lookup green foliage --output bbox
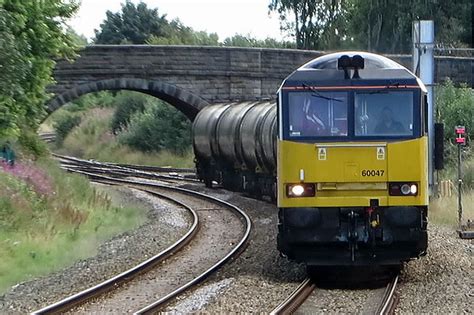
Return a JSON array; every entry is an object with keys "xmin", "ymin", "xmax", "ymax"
[
  {"xmin": 436, "ymin": 79, "xmax": 473, "ymax": 144},
  {"xmin": 94, "ymin": 1, "xmax": 170, "ymax": 44},
  {"xmin": 95, "ymin": 1, "xmax": 292, "ymax": 48},
  {"xmin": 346, "ymin": 0, "xmax": 472, "ymax": 53},
  {"xmin": 222, "ymin": 34, "xmax": 295, "ymax": 48},
  {"xmin": 65, "ymin": 91, "xmax": 116, "ymax": 113},
  {"xmin": 52, "ymin": 112, "xmax": 82, "ymax": 145},
  {"xmin": 269, "ymin": 0, "xmax": 472, "ymax": 52},
  {"xmin": 119, "ymin": 101, "xmax": 191, "ymax": 154},
  {"xmin": 435, "ymin": 79, "xmax": 473, "ymax": 170},
  {"xmin": 0, "ymin": 157, "xmax": 147, "ymax": 293},
  {"xmin": 0, "ymin": 0, "xmax": 79, "ymax": 137},
  {"xmin": 110, "ymin": 92, "xmax": 148, "ymax": 134},
  {"xmin": 147, "ymin": 19, "xmax": 219, "ymax": 45},
  {"xmin": 17, "ymin": 128, "xmax": 48, "ymax": 158},
  {"xmin": 67, "ymin": 27, "xmax": 88, "ymax": 46},
  {"xmin": 463, "ymin": 158, "xmax": 474, "ymax": 190},
  {"xmin": 55, "ymin": 107, "xmax": 194, "ymax": 167},
  {"xmin": 269, "ymin": 0, "xmax": 348, "ymax": 50}
]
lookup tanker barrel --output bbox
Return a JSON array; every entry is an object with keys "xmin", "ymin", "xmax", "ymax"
[
  {"xmin": 216, "ymin": 102, "xmax": 257, "ymax": 166},
  {"xmin": 192, "ymin": 103, "xmax": 231, "ymax": 161},
  {"xmin": 258, "ymin": 105, "xmax": 277, "ymax": 172},
  {"xmin": 240, "ymin": 102, "xmax": 275, "ymax": 170}
]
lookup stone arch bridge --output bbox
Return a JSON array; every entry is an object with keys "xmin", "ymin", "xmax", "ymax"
[{"xmin": 50, "ymin": 45, "xmax": 474, "ymax": 120}]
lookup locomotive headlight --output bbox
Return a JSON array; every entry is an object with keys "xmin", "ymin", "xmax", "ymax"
[
  {"xmin": 400, "ymin": 184, "xmax": 411, "ymax": 195},
  {"xmin": 286, "ymin": 183, "xmax": 316, "ymax": 197},
  {"xmin": 389, "ymin": 183, "xmax": 418, "ymax": 196},
  {"xmin": 291, "ymin": 185, "xmax": 305, "ymax": 196}
]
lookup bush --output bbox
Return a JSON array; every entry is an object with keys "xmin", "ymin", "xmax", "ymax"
[
  {"xmin": 436, "ymin": 79, "xmax": 474, "ymax": 168},
  {"xmin": 436, "ymin": 79, "xmax": 473, "ymax": 143},
  {"xmin": 119, "ymin": 100, "xmax": 191, "ymax": 154},
  {"xmin": 65, "ymin": 91, "xmax": 117, "ymax": 113},
  {"xmin": 17, "ymin": 129, "xmax": 48, "ymax": 158},
  {"xmin": 53, "ymin": 112, "xmax": 82, "ymax": 145},
  {"xmin": 110, "ymin": 92, "xmax": 148, "ymax": 134}
]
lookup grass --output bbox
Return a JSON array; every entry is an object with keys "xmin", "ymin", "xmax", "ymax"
[
  {"xmin": 54, "ymin": 107, "xmax": 194, "ymax": 168},
  {"xmin": 0, "ymin": 157, "xmax": 147, "ymax": 294},
  {"xmin": 430, "ymin": 156, "xmax": 474, "ymax": 227},
  {"xmin": 430, "ymin": 189, "xmax": 474, "ymax": 227}
]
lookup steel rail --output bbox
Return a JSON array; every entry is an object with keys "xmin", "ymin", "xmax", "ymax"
[
  {"xmin": 37, "ymin": 167, "xmax": 252, "ymax": 314},
  {"xmin": 270, "ymin": 278, "xmax": 315, "ymax": 315},
  {"xmin": 60, "ymin": 163, "xmax": 197, "ymax": 183},
  {"xmin": 54, "ymin": 154, "xmax": 198, "ymax": 182},
  {"xmin": 67, "ymin": 169, "xmax": 252, "ymax": 314},
  {"xmin": 376, "ymin": 275, "xmax": 399, "ymax": 315},
  {"xmin": 32, "ymin": 187, "xmax": 199, "ymax": 314},
  {"xmin": 52, "ymin": 153, "xmax": 194, "ymax": 173}
]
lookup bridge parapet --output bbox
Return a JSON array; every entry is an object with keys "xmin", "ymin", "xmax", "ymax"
[{"xmin": 49, "ymin": 45, "xmax": 474, "ymax": 115}]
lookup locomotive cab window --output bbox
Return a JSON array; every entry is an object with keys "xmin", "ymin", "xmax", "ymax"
[
  {"xmin": 355, "ymin": 91, "xmax": 414, "ymax": 137},
  {"xmin": 287, "ymin": 91, "xmax": 348, "ymax": 138}
]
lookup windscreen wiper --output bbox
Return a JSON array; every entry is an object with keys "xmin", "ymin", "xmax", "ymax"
[{"xmin": 302, "ymin": 83, "xmax": 342, "ymax": 102}]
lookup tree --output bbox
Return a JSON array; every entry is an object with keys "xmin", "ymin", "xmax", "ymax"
[
  {"xmin": 0, "ymin": 0, "xmax": 78, "ymax": 138},
  {"xmin": 346, "ymin": 0, "xmax": 472, "ymax": 53},
  {"xmin": 147, "ymin": 19, "xmax": 219, "ymax": 46},
  {"xmin": 222, "ymin": 34, "xmax": 295, "ymax": 48},
  {"xmin": 110, "ymin": 92, "xmax": 148, "ymax": 134},
  {"xmin": 119, "ymin": 100, "xmax": 191, "ymax": 154},
  {"xmin": 269, "ymin": 0, "xmax": 348, "ymax": 50},
  {"xmin": 94, "ymin": 1, "xmax": 170, "ymax": 44}
]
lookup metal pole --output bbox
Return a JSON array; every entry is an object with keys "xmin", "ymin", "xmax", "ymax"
[
  {"xmin": 412, "ymin": 20, "xmax": 435, "ymax": 195},
  {"xmin": 457, "ymin": 144, "xmax": 463, "ymax": 228}
]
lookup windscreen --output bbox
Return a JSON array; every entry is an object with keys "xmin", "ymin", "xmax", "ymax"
[
  {"xmin": 287, "ymin": 91, "xmax": 348, "ymax": 137},
  {"xmin": 354, "ymin": 91, "xmax": 414, "ymax": 136}
]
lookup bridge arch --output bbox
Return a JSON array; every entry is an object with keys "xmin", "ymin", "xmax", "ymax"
[{"xmin": 46, "ymin": 78, "xmax": 210, "ymax": 120}]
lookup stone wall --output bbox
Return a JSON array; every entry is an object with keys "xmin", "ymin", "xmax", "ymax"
[{"xmin": 51, "ymin": 45, "xmax": 473, "ymax": 107}]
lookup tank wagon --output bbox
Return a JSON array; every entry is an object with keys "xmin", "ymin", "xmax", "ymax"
[
  {"xmin": 193, "ymin": 101, "xmax": 277, "ymax": 197},
  {"xmin": 193, "ymin": 51, "xmax": 439, "ymax": 266}
]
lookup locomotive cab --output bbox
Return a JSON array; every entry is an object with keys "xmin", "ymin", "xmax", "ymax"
[{"xmin": 276, "ymin": 52, "xmax": 429, "ymax": 266}]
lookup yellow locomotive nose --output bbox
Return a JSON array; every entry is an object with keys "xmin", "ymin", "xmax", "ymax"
[{"xmin": 278, "ymin": 137, "xmax": 428, "ymax": 208}]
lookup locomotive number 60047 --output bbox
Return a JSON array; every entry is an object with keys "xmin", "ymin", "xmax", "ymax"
[{"xmin": 361, "ymin": 169, "xmax": 384, "ymax": 176}]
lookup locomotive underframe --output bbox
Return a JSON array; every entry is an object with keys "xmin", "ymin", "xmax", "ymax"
[{"xmin": 277, "ymin": 206, "xmax": 428, "ymax": 265}]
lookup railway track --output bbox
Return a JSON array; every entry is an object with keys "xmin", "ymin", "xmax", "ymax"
[
  {"xmin": 271, "ymin": 275, "xmax": 399, "ymax": 315},
  {"xmin": 33, "ymin": 162, "xmax": 251, "ymax": 314},
  {"xmin": 53, "ymin": 152, "xmax": 195, "ymax": 174},
  {"xmin": 38, "ymin": 132, "xmax": 56, "ymax": 143},
  {"xmin": 53, "ymin": 153, "xmax": 198, "ymax": 183}
]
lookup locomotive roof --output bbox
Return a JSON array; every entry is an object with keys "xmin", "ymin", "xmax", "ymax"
[{"xmin": 283, "ymin": 51, "xmax": 425, "ymax": 89}]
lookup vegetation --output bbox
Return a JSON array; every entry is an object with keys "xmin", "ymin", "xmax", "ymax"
[
  {"xmin": 269, "ymin": 0, "xmax": 348, "ymax": 50},
  {"xmin": 431, "ymin": 80, "xmax": 473, "ymax": 227},
  {"xmin": 53, "ymin": 112, "xmax": 82, "ymax": 145},
  {"xmin": 94, "ymin": 1, "xmax": 292, "ymax": 48},
  {"xmin": 269, "ymin": 0, "xmax": 472, "ymax": 52},
  {"xmin": 94, "ymin": 1, "xmax": 220, "ymax": 46},
  {"xmin": 111, "ymin": 92, "xmax": 148, "ymax": 134},
  {"xmin": 118, "ymin": 100, "xmax": 191, "ymax": 154},
  {"xmin": 0, "ymin": 0, "xmax": 79, "ymax": 138},
  {"xmin": 436, "ymin": 80, "xmax": 473, "ymax": 169},
  {"xmin": 0, "ymin": 152, "xmax": 147, "ymax": 293},
  {"xmin": 52, "ymin": 99, "xmax": 194, "ymax": 168}
]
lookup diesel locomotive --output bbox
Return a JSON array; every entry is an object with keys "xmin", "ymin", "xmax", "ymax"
[{"xmin": 193, "ymin": 51, "xmax": 431, "ymax": 266}]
